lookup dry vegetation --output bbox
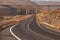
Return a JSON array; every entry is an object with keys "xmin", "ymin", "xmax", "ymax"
[
  {"xmin": 37, "ymin": 9, "xmax": 60, "ymax": 30},
  {"xmin": 0, "ymin": 15, "xmax": 31, "ymax": 30}
]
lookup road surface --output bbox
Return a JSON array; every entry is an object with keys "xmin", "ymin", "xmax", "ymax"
[
  {"xmin": 0, "ymin": 26, "xmax": 17, "ymax": 40},
  {"xmin": 10, "ymin": 15, "xmax": 54, "ymax": 40},
  {"xmin": 29, "ymin": 15, "xmax": 60, "ymax": 40}
]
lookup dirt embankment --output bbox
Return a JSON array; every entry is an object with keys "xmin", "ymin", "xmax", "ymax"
[
  {"xmin": 0, "ymin": 15, "xmax": 31, "ymax": 29},
  {"xmin": 37, "ymin": 9, "xmax": 60, "ymax": 30}
]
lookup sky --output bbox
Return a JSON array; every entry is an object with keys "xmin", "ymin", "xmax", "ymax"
[{"xmin": 31, "ymin": 0, "xmax": 60, "ymax": 2}]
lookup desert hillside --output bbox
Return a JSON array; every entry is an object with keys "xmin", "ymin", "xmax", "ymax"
[{"xmin": 37, "ymin": 9, "xmax": 60, "ymax": 30}]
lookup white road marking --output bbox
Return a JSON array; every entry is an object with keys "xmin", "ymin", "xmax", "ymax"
[
  {"xmin": 10, "ymin": 23, "xmax": 21, "ymax": 40},
  {"xmin": 27, "ymin": 16, "xmax": 54, "ymax": 40},
  {"xmin": 10, "ymin": 15, "xmax": 33, "ymax": 40},
  {"xmin": 36, "ymin": 16, "xmax": 55, "ymax": 40},
  {"xmin": 36, "ymin": 15, "xmax": 60, "ymax": 36},
  {"xmin": 10, "ymin": 15, "xmax": 54, "ymax": 40}
]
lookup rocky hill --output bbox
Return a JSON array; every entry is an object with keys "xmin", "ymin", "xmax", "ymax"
[{"xmin": 37, "ymin": 9, "xmax": 60, "ymax": 30}]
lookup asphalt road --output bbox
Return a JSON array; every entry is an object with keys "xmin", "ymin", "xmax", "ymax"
[
  {"xmin": 10, "ymin": 15, "xmax": 53, "ymax": 40},
  {"xmin": 29, "ymin": 15, "xmax": 60, "ymax": 40}
]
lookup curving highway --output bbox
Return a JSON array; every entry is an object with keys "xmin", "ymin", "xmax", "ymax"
[
  {"xmin": 10, "ymin": 15, "xmax": 60, "ymax": 40},
  {"xmin": 28, "ymin": 15, "xmax": 60, "ymax": 40},
  {"xmin": 10, "ymin": 14, "xmax": 60, "ymax": 40},
  {"xmin": 10, "ymin": 15, "xmax": 54, "ymax": 40}
]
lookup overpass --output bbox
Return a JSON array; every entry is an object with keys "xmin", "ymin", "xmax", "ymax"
[
  {"xmin": 0, "ymin": 0, "xmax": 37, "ymax": 15},
  {"xmin": 1, "ymin": 0, "xmax": 60, "ymax": 15}
]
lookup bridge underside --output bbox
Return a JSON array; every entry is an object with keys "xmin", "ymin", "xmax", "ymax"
[{"xmin": 0, "ymin": 5, "xmax": 60, "ymax": 15}]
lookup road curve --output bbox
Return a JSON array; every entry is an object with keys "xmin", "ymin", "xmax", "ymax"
[
  {"xmin": 10, "ymin": 15, "xmax": 54, "ymax": 40},
  {"xmin": 28, "ymin": 15, "xmax": 60, "ymax": 40}
]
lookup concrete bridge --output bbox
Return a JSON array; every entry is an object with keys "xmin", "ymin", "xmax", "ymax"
[{"xmin": 0, "ymin": 5, "xmax": 60, "ymax": 15}]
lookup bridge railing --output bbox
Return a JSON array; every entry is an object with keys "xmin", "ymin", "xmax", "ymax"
[{"xmin": 38, "ymin": 5, "xmax": 60, "ymax": 10}]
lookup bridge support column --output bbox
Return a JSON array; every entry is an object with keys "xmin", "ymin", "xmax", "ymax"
[
  {"xmin": 17, "ymin": 7, "xmax": 18, "ymax": 15},
  {"xmin": 26, "ymin": 9, "xmax": 28, "ymax": 15},
  {"xmin": 26, "ymin": 8, "xmax": 29, "ymax": 15},
  {"xmin": 27, "ymin": 9, "xmax": 29, "ymax": 14},
  {"xmin": 36, "ymin": 7, "xmax": 38, "ymax": 14}
]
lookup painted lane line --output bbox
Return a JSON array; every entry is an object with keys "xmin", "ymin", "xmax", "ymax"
[
  {"xmin": 10, "ymin": 15, "xmax": 54, "ymax": 40},
  {"xmin": 10, "ymin": 15, "xmax": 34, "ymax": 40},
  {"xmin": 10, "ymin": 24, "xmax": 21, "ymax": 40},
  {"xmin": 36, "ymin": 16, "xmax": 56, "ymax": 40},
  {"xmin": 27, "ymin": 16, "xmax": 54, "ymax": 40},
  {"xmin": 36, "ymin": 15, "xmax": 60, "ymax": 36}
]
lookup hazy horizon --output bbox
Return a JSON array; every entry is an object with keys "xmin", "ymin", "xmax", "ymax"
[{"xmin": 31, "ymin": 0, "xmax": 60, "ymax": 2}]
